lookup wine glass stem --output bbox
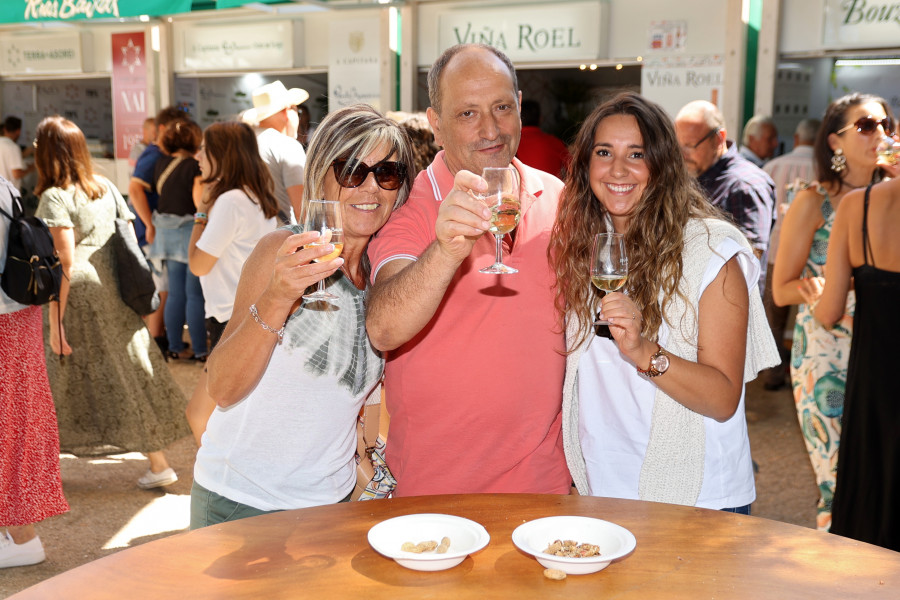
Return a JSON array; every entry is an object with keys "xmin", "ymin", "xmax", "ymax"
[
  {"xmin": 494, "ymin": 234, "xmax": 504, "ymax": 265},
  {"xmin": 317, "ymin": 280, "xmax": 325, "ymax": 294}
]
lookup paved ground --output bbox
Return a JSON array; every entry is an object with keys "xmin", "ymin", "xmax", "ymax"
[{"xmin": 1, "ymin": 362, "xmax": 817, "ymax": 598}]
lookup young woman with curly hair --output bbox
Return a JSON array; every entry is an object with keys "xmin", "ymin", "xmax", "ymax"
[{"xmin": 551, "ymin": 93, "xmax": 779, "ymax": 511}]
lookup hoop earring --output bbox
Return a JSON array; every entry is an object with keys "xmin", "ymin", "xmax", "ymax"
[{"xmin": 831, "ymin": 148, "xmax": 846, "ymax": 173}]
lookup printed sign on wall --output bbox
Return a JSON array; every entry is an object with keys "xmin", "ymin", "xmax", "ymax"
[
  {"xmin": 640, "ymin": 55, "xmax": 724, "ymax": 118},
  {"xmin": 0, "ymin": 32, "xmax": 82, "ymax": 74},
  {"xmin": 180, "ymin": 22, "xmax": 293, "ymax": 71},
  {"xmin": 111, "ymin": 32, "xmax": 148, "ymax": 160},
  {"xmin": 437, "ymin": 2, "xmax": 603, "ymax": 62},
  {"xmin": 329, "ymin": 18, "xmax": 382, "ymax": 110}
]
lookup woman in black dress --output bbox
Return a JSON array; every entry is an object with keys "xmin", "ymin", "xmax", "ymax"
[{"xmin": 816, "ymin": 170, "xmax": 900, "ymax": 551}]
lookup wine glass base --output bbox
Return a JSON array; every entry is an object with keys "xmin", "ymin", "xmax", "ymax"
[
  {"xmin": 479, "ymin": 263, "xmax": 518, "ymax": 274},
  {"xmin": 303, "ymin": 291, "xmax": 339, "ymax": 301}
]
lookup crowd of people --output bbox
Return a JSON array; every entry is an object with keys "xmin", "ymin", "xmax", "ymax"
[{"xmin": 2, "ymin": 42, "xmax": 898, "ymax": 571}]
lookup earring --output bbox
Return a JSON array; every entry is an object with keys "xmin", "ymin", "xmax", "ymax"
[{"xmin": 831, "ymin": 148, "xmax": 846, "ymax": 173}]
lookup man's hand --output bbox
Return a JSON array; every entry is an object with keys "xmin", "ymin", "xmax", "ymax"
[{"xmin": 434, "ymin": 170, "xmax": 492, "ymax": 264}]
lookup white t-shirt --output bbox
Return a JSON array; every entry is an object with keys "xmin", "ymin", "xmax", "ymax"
[
  {"xmin": 0, "ymin": 137, "xmax": 25, "ymax": 189},
  {"xmin": 255, "ymin": 127, "xmax": 306, "ymax": 223},
  {"xmin": 194, "ymin": 275, "xmax": 383, "ymax": 511},
  {"xmin": 195, "ymin": 189, "xmax": 277, "ymax": 322},
  {"xmin": 577, "ymin": 238, "xmax": 757, "ymax": 510}
]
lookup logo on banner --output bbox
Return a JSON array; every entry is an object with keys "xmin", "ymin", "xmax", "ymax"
[
  {"xmin": 24, "ymin": 0, "xmax": 121, "ymax": 20},
  {"xmin": 120, "ymin": 37, "xmax": 142, "ymax": 74},
  {"xmin": 349, "ymin": 32, "xmax": 364, "ymax": 53}
]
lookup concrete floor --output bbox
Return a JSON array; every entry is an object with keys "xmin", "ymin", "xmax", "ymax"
[{"xmin": 1, "ymin": 363, "xmax": 818, "ymax": 598}]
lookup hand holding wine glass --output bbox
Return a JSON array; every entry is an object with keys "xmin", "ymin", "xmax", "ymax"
[
  {"xmin": 591, "ymin": 232, "xmax": 628, "ymax": 325},
  {"xmin": 302, "ymin": 199, "xmax": 344, "ymax": 301},
  {"xmin": 478, "ymin": 166, "xmax": 521, "ymax": 275}
]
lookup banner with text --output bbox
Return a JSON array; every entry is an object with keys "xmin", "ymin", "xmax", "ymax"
[
  {"xmin": 0, "ymin": 32, "xmax": 83, "ymax": 75},
  {"xmin": 329, "ymin": 18, "xmax": 382, "ymax": 110},
  {"xmin": 0, "ymin": 0, "xmax": 192, "ymax": 24},
  {"xmin": 111, "ymin": 31, "xmax": 148, "ymax": 160},
  {"xmin": 179, "ymin": 21, "xmax": 293, "ymax": 71},
  {"xmin": 640, "ymin": 55, "xmax": 724, "ymax": 118},
  {"xmin": 823, "ymin": 0, "xmax": 900, "ymax": 48},
  {"xmin": 437, "ymin": 1, "xmax": 604, "ymax": 62}
]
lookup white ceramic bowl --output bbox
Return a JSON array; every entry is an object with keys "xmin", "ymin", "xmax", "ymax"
[
  {"xmin": 511, "ymin": 516, "xmax": 636, "ymax": 575},
  {"xmin": 367, "ymin": 513, "xmax": 490, "ymax": 572}
]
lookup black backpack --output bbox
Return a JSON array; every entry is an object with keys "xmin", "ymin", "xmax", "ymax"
[{"xmin": 0, "ymin": 180, "xmax": 62, "ymax": 305}]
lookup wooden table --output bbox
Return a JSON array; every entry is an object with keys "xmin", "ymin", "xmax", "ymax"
[{"xmin": 12, "ymin": 494, "xmax": 899, "ymax": 599}]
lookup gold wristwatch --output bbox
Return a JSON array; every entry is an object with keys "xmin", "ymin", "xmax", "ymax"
[{"xmin": 636, "ymin": 343, "xmax": 670, "ymax": 378}]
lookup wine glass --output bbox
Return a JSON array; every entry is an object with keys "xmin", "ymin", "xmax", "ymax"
[
  {"xmin": 590, "ymin": 233, "xmax": 628, "ymax": 325},
  {"xmin": 877, "ymin": 135, "xmax": 900, "ymax": 167},
  {"xmin": 478, "ymin": 166, "xmax": 521, "ymax": 274},
  {"xmin": 302, "ymin": 199, "xmax": 344, "ymax": 301}
]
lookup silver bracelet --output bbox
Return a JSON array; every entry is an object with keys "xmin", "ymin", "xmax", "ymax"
[{"xmin": 249, "ymin": 304, "xmax": 285, "ymax": 344}]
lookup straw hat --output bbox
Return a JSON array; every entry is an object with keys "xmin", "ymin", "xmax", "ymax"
[{"xmin": 244, "ymin": 81, "xmax": 309, "ymax": 123}]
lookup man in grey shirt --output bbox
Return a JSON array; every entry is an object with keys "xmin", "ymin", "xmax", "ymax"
[{"xmin": 244, "ymin": 81, "xmax": 309, "ymax": 223}]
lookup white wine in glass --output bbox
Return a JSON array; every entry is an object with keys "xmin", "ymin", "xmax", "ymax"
[
  {"xmin": 590, "ymin": 232, "xmax": 628, "ymax": 325},
  {"xmin": 479, "ymin": 166, "xmax": 520, "ymax": 275},
  {"xmin": 303, "ymin": 199, "xmax": 344, "ymax": 301}
]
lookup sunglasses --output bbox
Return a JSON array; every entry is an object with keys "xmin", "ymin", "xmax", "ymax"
[
  {"xmin": 836, "ymin": 116, "xmax": 893, "ymax": 136},
  {"xmin": 332, "ymin": 159, "xmax": 407, "ymax": 191},
  {"xmin": 682, "ymin": 128, "xmax": 720, "ymax": 151}
]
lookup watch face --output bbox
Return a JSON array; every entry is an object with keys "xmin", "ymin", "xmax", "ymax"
[{"xmin": 652, "ymin": 353, "xmax": 670, "ymax": 373}]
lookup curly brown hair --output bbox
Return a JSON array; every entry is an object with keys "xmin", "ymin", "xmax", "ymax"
[{"xmin": 549, "ymin": 92, "xmax": 720, "ymax": 351}]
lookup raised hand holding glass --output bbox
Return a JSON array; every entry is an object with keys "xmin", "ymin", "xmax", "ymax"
[
  {"xmin": 302, "ymin": 199, "xmax": 344, "ymax": 301},
  {"xmin": 478, "ymin": 166, "xmax": 521, "ymax": 275},
  {"xmin": 591, "ymin": 233, "xmax": 628, "ymax": 325}
]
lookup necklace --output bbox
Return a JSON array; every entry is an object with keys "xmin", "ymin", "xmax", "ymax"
[{"xmin": 340, "ymin": 265, "xmax": 365, "ymax": 290}]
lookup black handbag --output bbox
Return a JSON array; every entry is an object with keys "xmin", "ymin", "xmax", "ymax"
[{"xmin": 112, "ymin": 218, "xmax": 159, "ymax": 316}]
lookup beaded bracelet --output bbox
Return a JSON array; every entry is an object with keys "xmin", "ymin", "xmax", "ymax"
[
  {"xmin": 194, "ymin": 212, "xmax": 208, "ymax": 220},
  {"xmin": 249, "ymin": 304, "xmax": 285, "ymax": 344},
  {"xmin": 193, "ymin": 218, "xmax": 208, "ymax": 226}
]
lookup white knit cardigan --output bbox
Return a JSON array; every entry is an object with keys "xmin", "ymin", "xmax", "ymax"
[{"xmin": 562, "ymin": 218, "xmax": 781, "ymax": 505}]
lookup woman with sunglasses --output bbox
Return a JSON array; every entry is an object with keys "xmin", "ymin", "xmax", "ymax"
[
  {"xmin": 183, "ymin": 121, "xmax": 279, "ymax": 444},
  {"xmin": 772, "ymin": 93, "xmax": 894, "ymax": 531},
  {"xmin": 190, "ymin": 104, "xmax": 413, "ymax": 528}
]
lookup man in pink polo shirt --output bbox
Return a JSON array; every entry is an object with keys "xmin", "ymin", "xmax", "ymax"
[{"xmin": 366, "ymin": 44, "xmax": 570, "ymax": 497}]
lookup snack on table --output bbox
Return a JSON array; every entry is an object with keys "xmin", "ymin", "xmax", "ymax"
[
  {"xmin": 400, "ymin": 538, "xmax": 448, "ymax": 554},
  {"xmin": 543, "ymin": 568, "xmax": 567, "ymax": 580},
  {"xmin": 543, "ymin": 539, "xmax": 602, "ymax": 558}
]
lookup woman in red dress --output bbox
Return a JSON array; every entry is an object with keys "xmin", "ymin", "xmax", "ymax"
[{"xmin": 0, "ymin": 179, "xmax": 69, "ymax": 569}]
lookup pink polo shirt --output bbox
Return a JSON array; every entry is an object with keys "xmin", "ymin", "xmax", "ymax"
[{"xmin": 368, "ymin": 152, "xmax": 570, "ymax": 496}]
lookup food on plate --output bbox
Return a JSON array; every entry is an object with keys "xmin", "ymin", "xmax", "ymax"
[
  {"xmin": 543, "ymin": 539, "xmax": 602, "ymax": 558},
  {"xmin": 543, "ymin": 568, "xmax": 567, "ymax": 580},
  {"xmin": 436, "ymin": 536, "xmax": 451, "ymax": 554},
  {"xmin": 400, "ymin": 538, "xmax": 449, "ymax": 554}
]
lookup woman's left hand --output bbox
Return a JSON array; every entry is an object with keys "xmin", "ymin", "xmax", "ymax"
[
  {"xmin": 598, "ymin": 291, "xmax": 644, "ymax": 355},
  {"xmin": 797, "ymin": 276, "xmax": 825, "ymax": 306}
]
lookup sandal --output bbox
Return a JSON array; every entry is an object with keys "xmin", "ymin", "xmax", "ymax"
[{"xmin": 167, "ymin": 348, "xmax": 195, "ymax": 361}]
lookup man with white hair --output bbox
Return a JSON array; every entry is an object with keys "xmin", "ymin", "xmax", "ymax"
[
  {"xmin": 740, "ymin": 115, "xmax": 779, "ymax": 167},
  {"xmin": 674, "ymin": 100, "xmax": 776, "ymax": 296},
  {"xmin": 244, "ymin": 81, "xmax": 309, "ymax": 223},
  {"xmin": 759, "ymin": 117, "xmax": 820, "ymax": 389}
]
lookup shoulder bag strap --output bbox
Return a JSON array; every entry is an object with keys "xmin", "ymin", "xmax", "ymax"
[{"xmin": 155, "ymin": 156, "xmax": 184, "ymax": 198}]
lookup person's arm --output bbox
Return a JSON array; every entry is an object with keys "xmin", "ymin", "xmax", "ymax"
[
  {"xmin": 287, "ymin": 184, "xmax": 304, "ymax": 223},
  {"xmin": 815, "ymin": 190, "xmax": 858, "ymax": 327},
  {"xmin": 188, "ymin": 177, "xmax": 217, "ymax": 276},
  {"xmin": 365, "ymin": 170, "xmax": 491, "ymax": 351},
  {"xmin": 206, "ymin": 229, "xmax": 343, "ymax": 407},
  {"xmin": 47, "ymin": 226, "xmax": 74, "ymax": 356},
  {"xmin": 600, "ymin": 255, "xmax": 749, "ymax": 422},
  {"xmin": 771, "ymin": 188, "xmax": 822, "ymax": 307},
  {"xmin": 127, "ymin": 177, "xmax": 155, "ymax": 244}
]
